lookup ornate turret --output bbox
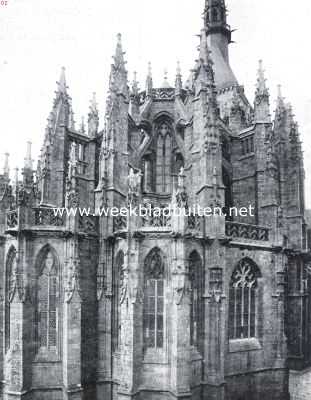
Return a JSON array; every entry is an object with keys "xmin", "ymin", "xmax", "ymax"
[
  {"xmin": 204, "ymin": 0, "xmax": 237, "ymax": 89},
  {"xmin": 205, "ymin": 0, "xmax": 231, "ymax": 44}
]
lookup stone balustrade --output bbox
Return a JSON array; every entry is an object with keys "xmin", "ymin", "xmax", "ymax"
[{"xmin": 225, "ymin": 221, "xmax": 269, "ymax": 241}]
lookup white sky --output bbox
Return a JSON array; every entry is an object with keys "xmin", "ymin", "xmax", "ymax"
[{"xmin": 0, "ymin": 0, "xmax": 310, "ymax": 206}]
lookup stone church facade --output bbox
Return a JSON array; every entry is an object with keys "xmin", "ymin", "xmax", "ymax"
[{"xmin": 0, "ymin": 0, "xmax": 310, "ymax": 399}]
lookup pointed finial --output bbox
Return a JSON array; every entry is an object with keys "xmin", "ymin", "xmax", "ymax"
[
  {"xmin": 24, "ymin": 141, "xmax": 33, "ymax": 169},
  {"xmin": 132, "ymin": 71, "xmax": 139, "ymax": 95},
  {"xmin": 113, "ymin": 33, "xmax": 126, "ymax": 68},
  {"xmin": 176, "ymin": 61, "xmax": 182, "ymax": 76},
  {"xmin": 3, "ymin": 153, "xmax": 9, "ymax": 176},
  {"xmin": 276, "ymin": 84, "xmax": 285, "ymax": 110},
  {"xmin": 90, "ymin": 92, "xmax": 98, "ymax": 112},
  {"xmin": 148, "ymin": 62, "xmax": 152, "ymax": 78},
  {"xmin": 146, "ymin": 62, "xmax": 153, "ymax": 96},
  {"xmin": 57, "ymin": 66, "xmax": 67, "ymax": 94},
  {"xmin": 14, "ymin": 167, "xmax": 19, "ymax": 186},
  {"xmin": 80, "ymin": 116, "xmax": 86, "ymax": 134},
  {"xmin": 88, "ymin": 92, "xmax": 99, "ymax": 137},
  {"xmin": 175, "ymin": 61, "xmax": 183, "ymax": 96},
  {"xmin": 162, "ymin": 68, "xmax": 171, "ymax": 88},
  {"xmin": 254, "ymin": 60, "xmax": 270, "ymax": 123}
]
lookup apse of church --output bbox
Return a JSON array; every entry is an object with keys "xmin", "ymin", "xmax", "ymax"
[{"xmin": 0, "ymin": 0, "xmax": 310, "ymax": 400}]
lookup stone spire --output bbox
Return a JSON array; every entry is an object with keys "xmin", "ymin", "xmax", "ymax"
[
  {"xmin": 175, "ymin": 61, "xmax": 183, "ymax": 96},
  {"xmin": 3, "ymin": 152, "xmax": 9, "ymax": 177},
  {"xmin": 88, "ymin": 92, "xmax": 99, "ymax": 137},
  {"xmin": 254, "ymin": 60, "xmax": 271, "ymax": 123},
  {"xmin": 146, "ymin": 62, "xmax": 153, "ymax": 97},
  {"xmin": 57, "ymin": 66, "xmax": 67, "ymax": 95}
]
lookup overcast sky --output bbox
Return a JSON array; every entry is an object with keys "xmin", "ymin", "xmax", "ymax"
[{"xmin": 0, "ymin": 0, "xmax": 310, "ymax": 206}]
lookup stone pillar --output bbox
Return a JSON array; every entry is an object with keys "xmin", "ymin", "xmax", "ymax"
[
  {"xmin": 272, "ymin": 254, "xmax": 290, "ymax": 400},
  {"xmin": 117, "ymin": 238, "xmax": 143, "ymax": 400},
  {"xmin": 62, "ymin": 238, "xmax": 83, "ymax": 400},
  {"xmin": 203, "ymin": 242, "xmax": 225, "ymax": 400},
  {"xmin": 96, "ymin": 239, "xmax": 114, "ymax": 400},
  {"xmin": 118, "ymin": 179, "xmax": 143, "ymax": 399},
  {"xmin": 170, "ymin": 238, "xmax": 191, "ymax": 398},
  {"xmin": 4, "ymin": 245, "xmax": 32, "ymax": 400}
]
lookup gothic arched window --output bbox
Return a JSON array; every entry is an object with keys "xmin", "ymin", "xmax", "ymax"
[
  {"xmin": 112, "ymin": 251, "xmax": 124, "ymax": 352},
  {"xmin": 37, "ymin": 250, "xmax": 59, "ymax": 351},
  {"xmin": 189, "ymin": 251, "xmax": 204, "ymax": 350},
  {"xmin": 142, "ymin": 154, "xmax": 154, "ymax": 192},
  {"xmin": 229, "ymin": 259, "xmax": 261, "ymax": 340},
  {"xmin": 143, "ymin": 248, "xmax": 164, "ymax": 349},
  {"xmin": 156, "ymin": 122, "xmax": 172, "ymax": 193},
  {"xmin": 5, "ymin": 248, "xmax": 17, "ymax": 352},
  {"xmin": 175, "ymin": 153, "xmax": 184, "ymax": 175}
]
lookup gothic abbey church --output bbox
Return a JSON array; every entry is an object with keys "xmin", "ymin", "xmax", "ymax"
[{"xmin": 0, "ymin": 0, "xmax": 310, "ymax": 399}]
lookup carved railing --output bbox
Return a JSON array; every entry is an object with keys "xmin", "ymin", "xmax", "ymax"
[
  {"xmin": 187, "ymin": 213, "xmax": 202, "ymax": 231},
  {"xmin": 33, "ymin": 207, "xmax": 65, "ymax": 227},
  {"xmin": 6, "ymin": 210, "xmax": 18, "ymax": 229},
  {"xmin": 225, "ymin": 221, "xmax": 269, "ymax": 241},
  {"xmin": 113, "ymin": 215, "xmax": 127, "ymax": 231},
  {"xmin": 141, "ymin": 207, "xmax": 171, "ymax": 229},
  {"xmin": 78, "ymin": 215, "xmax": 98, "ymax": 234}
]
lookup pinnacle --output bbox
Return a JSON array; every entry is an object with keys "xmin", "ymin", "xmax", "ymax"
[
  {"xmin": 24, "ymin": 141, "xmax": 33, "ymax": 170},
  {"xmin": 162, "ymin": 69, "xmax": 171, "ymax": 88},
  {"xmin": 3, "ymin": 152, "xmax": 9, "ymax": 176},
  {"xmin": 175, "ymin": 62, "xmax": 183, "ymax": 94},
  {"xmin": 176, "ymin": 61, "xmax": 182, "ymax": 77},
  {"xmin": 113, "ymin": 33, "xmax": 126, "ymax": 70},
  {"xmin": 147, "ymin": 62, "xmax": 152, "ymax": 78},
  {"xmin": 276, "ymin": 84, "xmax": 285, "ymax": 110},
  {"xmin": 255, "ymin": 59, "xmax": 269, "ymax": 98},
  {"xmin": 146, "ymin": 62, "xmax": 153, "ymax": 95},
  {"xmin": 57, "ymin": 66, "xmax": 67, "ymax": 94},
  {"xmin": 90, "ymin": 92, "xmax": 98, "ymax": 113},
  {"xmin": 131, "ymin": 71, "xmax": 139, "ymax": 95}
]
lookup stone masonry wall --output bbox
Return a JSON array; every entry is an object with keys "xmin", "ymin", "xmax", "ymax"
[{"xmin": 289, "ymin": 369, "xmax": 311, "ymax": 400}]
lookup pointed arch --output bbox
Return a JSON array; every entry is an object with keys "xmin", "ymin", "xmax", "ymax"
[
  {"xmin": 189, "ymin": 250, "xmax": 204, "ymax": 351},
  {"xmin": 5, "ymin": 246, "xmax": 17, "ymax": 352},
  {"xmin": 143, "ymin": 248, "xmax": 165, "ymax": 350},
  {"xmin": 112, "ymin": 250, "xmax": 124, "ymax": 352},
  {"xmin": 155, "ymin": 121, "xmax": 172, "ymax": 193},
  {"xmin": 229, "ymin": 258, "xmax": 262, "ymax": 340},
  {"xmin": 35, "ymin": 244, "xmax": 60, "ymax": 352}
]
